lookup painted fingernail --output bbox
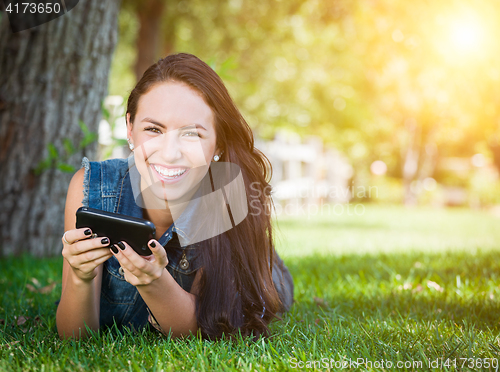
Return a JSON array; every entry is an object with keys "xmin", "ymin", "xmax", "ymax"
[
  {"xmin": 117, "ymin": 241, "xmax": 126, "ymax": 250},
  {"xmin": 110, "ymin": 244, "xmax": 119, "ymax": 254},
  {"xmin": 84, "ymin": 229, "xmax": 91, "ymax": 236},
  {"xmin": 101, "ymin": 238, "xmax": 109, "ymax": 245},
  {"xmin": 150, "ymin": 241, "xmax": 156, "ymax": 248}
]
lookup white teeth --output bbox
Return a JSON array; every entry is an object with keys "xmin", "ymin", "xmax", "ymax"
[{"xmin": 153, "ymin": 165, "xmax": 187, "ymax": 178}]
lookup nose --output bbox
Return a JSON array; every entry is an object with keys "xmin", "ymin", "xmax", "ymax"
[{"xmin": 160, "ymin": 129, "xmax": 182, "ymax": 163}]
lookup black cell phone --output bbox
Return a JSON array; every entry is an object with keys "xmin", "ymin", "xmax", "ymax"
[{"xmin": 75, "ymin": 207, "xmax": 156, "ymax": 255}]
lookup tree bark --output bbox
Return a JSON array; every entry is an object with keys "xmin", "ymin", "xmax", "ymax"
[{"xmin": 0, "ymin": 0, "xmax": 122, "ymax": 256}]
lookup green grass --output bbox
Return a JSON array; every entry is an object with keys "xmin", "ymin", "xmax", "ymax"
[{"xmin": 1, "ymin": 205, "xmax": 500, "ymax": 371}]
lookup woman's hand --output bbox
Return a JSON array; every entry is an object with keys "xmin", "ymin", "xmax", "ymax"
[
  {"xmin": 61, "ymin": 228, "xmax": 113, "ymax": 283},
  {"xmin": 110, "ymin": 239, "xmax": 168, "ymax": 287}
]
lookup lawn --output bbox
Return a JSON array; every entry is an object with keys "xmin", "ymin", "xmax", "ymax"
[{"xmin": 1, "ymin": 205, "xmax": 500, "ymax": 371}]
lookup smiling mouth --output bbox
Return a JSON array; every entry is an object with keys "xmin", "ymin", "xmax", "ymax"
[{"xmin": 151, "ymin": 164, "xmax": 188, "ymax": 180}]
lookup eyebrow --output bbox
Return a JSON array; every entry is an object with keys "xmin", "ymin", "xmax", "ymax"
[{"xmin": 140, "ymin": 117, "xmax": 207, "ymax": 131}]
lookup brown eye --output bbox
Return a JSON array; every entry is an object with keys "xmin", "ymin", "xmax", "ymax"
[
  {"xmin": 145, "ymin": 126, "xmax": 161, "ymax": 134},
  {"xmin": 183, "ymin": 131, "xmax": 200, "ymax": 137}
]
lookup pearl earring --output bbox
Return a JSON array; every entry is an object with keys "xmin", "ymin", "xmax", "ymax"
[
  {"xmin": 127, "ymin": 138, "xmax": 134, "ymax": 151},
  {"xmin": 213, "ymin": 151, "xmax": 224, "ymax": 162}
]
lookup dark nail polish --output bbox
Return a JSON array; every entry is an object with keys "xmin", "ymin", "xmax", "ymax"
[
  {"xmin": 101, "ymin": 238, "xmax": 109, "ymax": 245},
  {"xmin": 110, "ymin": 245, "xmax": 119, "ymax": 254},
  {"xmin": 117, "ymin": 241, "xmax": 126, "ymax": 250},
  {"xmin": 150, "ymin": 241, "xmax": 156, "ymax": 248},
  {"xmin": 84, "ymin": 229, "xmax": 91, "ymax": 236}
]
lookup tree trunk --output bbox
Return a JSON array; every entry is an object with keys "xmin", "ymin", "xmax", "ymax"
[
  {"xmin": 133, "ymin": 0, "xmax": 166, "ymax": 82},
  {"xmin": 489, "ymin": 140, "xmax": 500, "ymax": 175},
  {"xmin": 0, "ymin": 0, "xmax": 122, "ymax": 257},
  {"xmin": 401, "ymin": 123, "xmax": 421, "ymax": 206},
  {"xmin": 160, "ymin": 0, "xmax": 177, "ymax": 58}
]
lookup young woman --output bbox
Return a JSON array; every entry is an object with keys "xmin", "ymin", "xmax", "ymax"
[{"xmin": 56, "ymin": 53, "xmax": 293, "ymax": 340}]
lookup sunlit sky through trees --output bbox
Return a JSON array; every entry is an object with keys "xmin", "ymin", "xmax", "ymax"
[{"xmin": 107, "ymin": 0, "xmax": 500, "ymax": 202}]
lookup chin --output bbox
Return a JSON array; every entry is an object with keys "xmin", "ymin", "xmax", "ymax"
[
  {"xmin": 149, "ymin": 184, "xmax": 183, "ymax": 203},
  {"xmin": 151, "ymin": 180, "xmax": 200, "ymax": 205}
]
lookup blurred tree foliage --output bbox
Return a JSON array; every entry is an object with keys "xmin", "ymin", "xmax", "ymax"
[{"xmin": 107, "ymin": 0, "xmax": 500, "ymax": 202}]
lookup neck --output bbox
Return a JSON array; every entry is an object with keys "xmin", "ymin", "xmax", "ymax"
[
  {"xmin": 138, "ymin": 174, "xmax": 203, "ymax": 233},
  {"xmin": 139, "ymin": 178, "xmax": 174, "ymax": 229},
  {"xmin": 143, "ymin": 208, "xmax": 173, "ymax": 234}
]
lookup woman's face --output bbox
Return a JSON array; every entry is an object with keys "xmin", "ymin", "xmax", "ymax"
[{"xmin": 127, "ymin": 81, "xmax": 219, "ymax": 206}]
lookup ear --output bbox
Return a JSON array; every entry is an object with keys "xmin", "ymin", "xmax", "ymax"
[{"xmin": 126, "ymin": 113, "xmax": 133, "ymax": 139}]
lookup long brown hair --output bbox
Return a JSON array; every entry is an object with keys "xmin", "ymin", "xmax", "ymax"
[{"xmin": 126, "ymin": 53, "xmax": 281, "ymax": 339}]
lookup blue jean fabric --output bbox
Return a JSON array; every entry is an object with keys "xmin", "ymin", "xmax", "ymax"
[{"xmin": 78, "ymin": 155, "xmax": 293, "ymax": 331}]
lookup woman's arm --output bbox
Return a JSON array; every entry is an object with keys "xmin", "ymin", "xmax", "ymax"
[
  {"xmin": 110, "ymin": 241, "xmax": 199, "ymax": 337},
  {"xmin": 56, "ymin": 168, "xmax": 112, "ymax": 339},
  {"xmin": 138, "ymin": 268, "xmax": 198, "ymax": 337}
]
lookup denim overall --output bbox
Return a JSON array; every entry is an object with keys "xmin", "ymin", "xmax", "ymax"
[{"xmin": 79, "ymin": 155, "xmax": 293, "ymax": 331}]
